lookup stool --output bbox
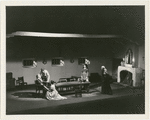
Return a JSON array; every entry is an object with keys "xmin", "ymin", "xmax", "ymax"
[
  {"xmin": 75, "ymin": 85, "xmax": 82, "ymax": 97},
  {"xmin": 16, "ymin": 77, "xmax": 27, "ymax": 89}
]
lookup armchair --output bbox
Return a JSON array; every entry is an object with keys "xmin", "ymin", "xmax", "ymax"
[
  {"xmin": 6, "ymin": 72, "xmax": 16, "ymax": 90},
  {"xmin": 16, "ymin": 77, "xmax": 27, "ymax": 89}
]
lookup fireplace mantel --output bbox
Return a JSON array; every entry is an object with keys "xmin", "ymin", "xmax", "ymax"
[{"xmin": 117, "ymin": 66, "xmax": 142, "ymax": 87}]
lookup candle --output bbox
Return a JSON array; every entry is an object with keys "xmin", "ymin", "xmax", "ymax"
[{"xmin": 132, "ymin": 58, "xmax": 135, "ymax": 67}]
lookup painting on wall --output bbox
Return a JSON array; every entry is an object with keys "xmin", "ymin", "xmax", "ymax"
[{"xmin": 125, "ymin": 49, "xmax": 133, "ymax": 64}]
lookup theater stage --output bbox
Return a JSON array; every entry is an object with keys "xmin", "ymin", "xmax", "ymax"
[{"xmin": 6, "ymin": 83, "xmax": 144, "ymax": 114}]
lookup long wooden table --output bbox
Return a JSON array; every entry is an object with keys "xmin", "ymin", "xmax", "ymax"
[{"xmin": 55, "ymin": 81, "xmax": 90, "ymax": 93}]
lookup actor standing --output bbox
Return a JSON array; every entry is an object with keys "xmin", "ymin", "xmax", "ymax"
[{"xmin": 101, "ymin": 66, "xmax": 113, "ymax": 95}]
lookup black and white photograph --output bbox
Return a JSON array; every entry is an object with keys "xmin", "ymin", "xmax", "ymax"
[{"xmin": 0, "ymin": 1, "xmax": 149, "ymax": 119}]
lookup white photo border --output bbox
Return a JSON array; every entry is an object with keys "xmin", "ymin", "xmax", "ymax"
[{"xmin": 0, "ymin": 0, "xmax": 149, "ymax": 120}]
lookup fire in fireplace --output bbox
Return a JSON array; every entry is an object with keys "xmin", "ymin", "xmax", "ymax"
[
  {"xmin": 120, "ymin": 70, "xmax": 133, "ymax": 86},
  {"xmin": 117, "ymin": 66, "xmax": 142, "ymax": 87}
]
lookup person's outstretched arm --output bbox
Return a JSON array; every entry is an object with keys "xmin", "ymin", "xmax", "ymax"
[{"xmin": 46, "ymin": 70, "xmax": 50, "ymax": 82}]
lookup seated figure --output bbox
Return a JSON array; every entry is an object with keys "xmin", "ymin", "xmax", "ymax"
[{"xmin": 36, "ymin": 68, "xmax": 50, "ymax": 97}]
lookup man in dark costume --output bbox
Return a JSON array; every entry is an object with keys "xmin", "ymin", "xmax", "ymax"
[{"xmin": 101, "ymin": 66, "xmax": 113, "ymax": 95}]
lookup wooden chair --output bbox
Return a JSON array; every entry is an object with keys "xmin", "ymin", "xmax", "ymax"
[
  {"xmin": 70, "ymin": 78, "xmax": 75, "ymax": 82},
  {"xmin": 58, "ymin": 78, "xmax": 67, "ymax": 83},
  {"xmin": 35, "ymin": 80, "xmax": 51, "ymax": 98},
  {"xmin": 16, "ymin": 77, "xmax": 27, "ymax": 89},
  {"xmin": 35, "ymin": 80, "xmax": 43, "ymax": 94}
]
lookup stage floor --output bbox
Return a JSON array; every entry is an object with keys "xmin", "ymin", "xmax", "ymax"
[{"xmin": 6, "ymin": 83, "xmax": 145, "ymax": 114}]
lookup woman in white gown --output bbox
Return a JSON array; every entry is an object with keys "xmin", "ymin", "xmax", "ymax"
[
  {"xmin": 80, "ymin": 64, "xmax": 89, "ymax": 82},
  {"xmin": 46, "ymin": 80, "xmax": 67, "ymax": 100}
]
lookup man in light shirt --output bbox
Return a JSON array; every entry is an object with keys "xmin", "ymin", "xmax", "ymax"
[
  {"xmin": 37, "ymin": 68, "xmax": 50, "ymax": 97},
  {"xmin": 39, "ymin": 68, "xmax": 50, "ymax": 83}
]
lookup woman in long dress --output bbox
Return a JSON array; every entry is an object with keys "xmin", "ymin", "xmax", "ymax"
[
  {"xmin": 46, "ymin": 80, "xmax": 67, "ymax": 100},
  {"xmin": 101, "ymin": 66, "xmax": 113, "ymax": 95},
  {"xmin": 80, "ymin": 64, "xmax": 89, "ymax": 82}
]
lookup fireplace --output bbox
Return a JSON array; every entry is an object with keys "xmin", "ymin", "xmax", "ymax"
[
  {"xmin": 120, "ymin": 70, "xmax": 133, "ymax": 86},
  {"xmin": 117, "ymin": 48, "xmax": 143, "ymax": 87},
  {"xmin": 117, "ymin": 66, "xmax": 142, "ymax": 87}
]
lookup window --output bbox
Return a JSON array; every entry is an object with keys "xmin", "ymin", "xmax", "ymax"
[
  {"xmin": 78, "ymin": 57, "xmax": 87, "ymax": 65},
  {"xmin": 52, "ymin": 57, "xmax": 64, "ymax": 66},
  {"xmin": 22, "ymin": 58, "xmax": 37, "ymax": 68}
]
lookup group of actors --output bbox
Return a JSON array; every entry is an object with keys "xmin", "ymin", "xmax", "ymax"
[
  {"xmin": 36, "ymin": 64, "xmax": 112, "ymax": 100},
  {"xmin": 36, "ymin": 68, "xmax": 67, "ymax": 100}
]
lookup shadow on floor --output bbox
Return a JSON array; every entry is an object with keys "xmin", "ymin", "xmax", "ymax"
[{"xmin": 12, "ymin": 92, "xmax": 43, "ymax": 98}]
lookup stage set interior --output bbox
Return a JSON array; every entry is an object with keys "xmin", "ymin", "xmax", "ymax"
[{"xmin": 6, "ymin": 6, "xmax": 145, "ymax": 114}]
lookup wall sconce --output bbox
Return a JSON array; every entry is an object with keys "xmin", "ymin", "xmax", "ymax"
[
  {"xmin": 42, "ymin": 59, "xmax": 47, "ymax": 65},
  {"xmin": 70, "ymin": 59, "xmax": 74, "ymax": 63}
]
